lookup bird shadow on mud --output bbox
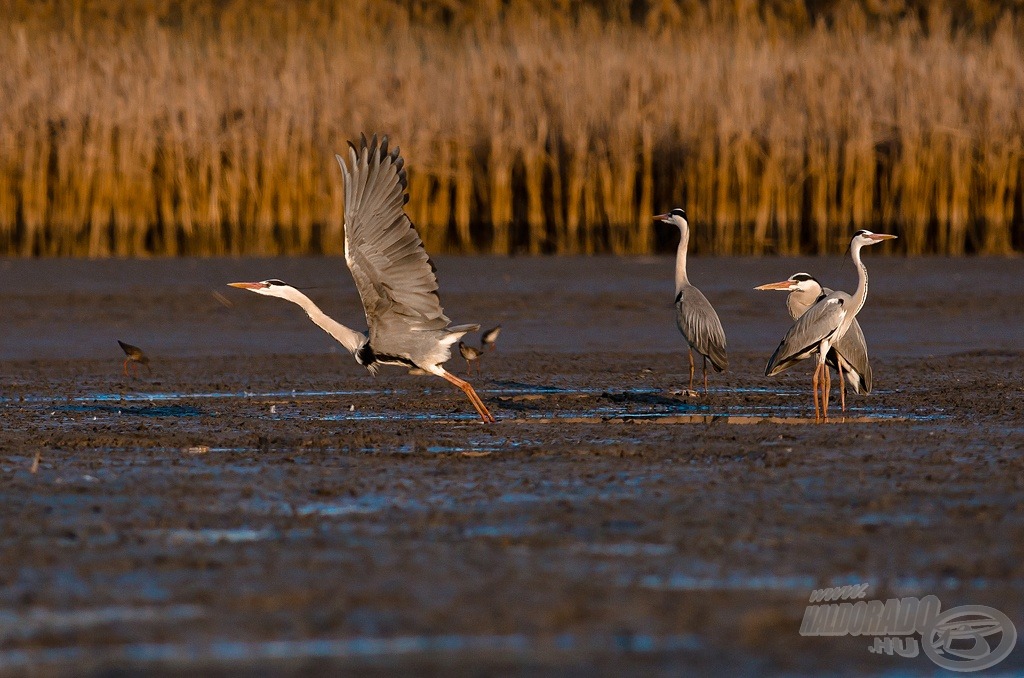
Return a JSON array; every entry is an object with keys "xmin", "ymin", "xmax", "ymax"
[{"xmin": 598, "ymin": 391, "xmax": 696, "ymax": 409}]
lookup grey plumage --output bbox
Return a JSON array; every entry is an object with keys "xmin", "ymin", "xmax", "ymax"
[
  {"xmin": 229, "ymin": 134, "xmax": 494, "ymax": 423},
  {"xmin": 657, "ymin": 208, "xmax": 727, "ymax": 394},
  {"xmin": 758, "ymin": 273, "xmax": 871, "ymax": 394},
  {"xmin": 676, "ymin": 285, "xmax": 728, "ymax": 373},
  {"xmin": 762, "ymin": 230, "xmax": 896, "ymax": 420}
]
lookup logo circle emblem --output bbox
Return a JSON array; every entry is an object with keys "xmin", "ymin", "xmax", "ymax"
[{"xmin": 922, "ymin": 605, "xmax": 1017, "ymax": 672}]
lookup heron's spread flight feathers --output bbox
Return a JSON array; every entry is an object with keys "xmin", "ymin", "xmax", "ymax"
[{"xmin": 337, "ymin": 135, "xmax": 449, "ymax": 344}]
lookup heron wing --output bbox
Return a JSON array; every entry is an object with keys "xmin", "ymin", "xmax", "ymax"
[
  {"xmin": 336, "ymin": 134, "xmax": 449, "ymax": 344},
  {"xmin": 832, "ymin": 317, "xmax": 872, "ymax": 393},
  {"xmin": 766, "ymin": 292, "xmax": 847, "ymax": 376},
  {"xmin": 676, "ymin": 285, "xmax": 728, "ymax": 371}
]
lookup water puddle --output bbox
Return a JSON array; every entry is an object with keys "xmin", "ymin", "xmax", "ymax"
[
  {"xmin": 15, "ymin": 385, "xmax": 941, "ymax": 425},
  {"xmin": 0, "ymin": 605, "xmax": 203, "ymax": 643},
  {"xmin": 143, "ymin": 527, "xmax": 279, "ymax": 545},
  {"xmin": 636, "ymin": 573, "xmax": 818, "ymax": 592},
  {"xmin": 0, "ymin": 631, "xmax": 703, "ymax": 670},
  {"xmin": 53, "ymin": 404, "xmax": 204, "ymax": 418}
]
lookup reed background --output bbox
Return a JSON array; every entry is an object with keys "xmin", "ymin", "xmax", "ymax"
[{"xmin": 1, "ymin": 0, "xmax": 1022, "ymax": 257}]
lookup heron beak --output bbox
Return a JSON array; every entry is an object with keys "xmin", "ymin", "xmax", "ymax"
[
  {"xmin": 653, "ymin": 213, "xmax": 670, "ymax": 222},
  {"xmin": 228, "ymin": 282, "xmax": 265, "ymax": 290},
  {"xmin": 867, "ymin": 233, "xmax": 897, "ymax": 241},
  {"xmin": 754, "ymin": 280, "xmax": 795, "ymax": 291}
]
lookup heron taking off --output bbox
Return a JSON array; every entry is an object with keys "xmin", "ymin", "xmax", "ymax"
[
  {"xmin": 656, "ymin": 208, "xmax": 727, "ymax": 395},
  {"xmin": 117, "ymin": 340, "xmax": 150, "ymax": 377},
  {"xmin": 764, "ymin": 231, "xmax": 896, "ymax": 420},
  {"xmin": 755, "ymin": 272, "xmax": 871, "ymax": 411},
  {"xmin": 229, "ymin": 134, "xmax": 494, "ymax": 423}
]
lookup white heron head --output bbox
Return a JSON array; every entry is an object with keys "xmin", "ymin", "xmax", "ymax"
[
  {"xmin": 655, "ymin": 208, "xmax": 688, "ymax": 229},
  {"xmin": 228, "ymin": 279, "xmax": 301, "ymax": 300},
  {"xmin": 754, "ymin": 272, "xmax": 821, "ymax": 294},
  {"xmin": 851, "ymin": 230, "xmax": 898, "ymax": 249}
]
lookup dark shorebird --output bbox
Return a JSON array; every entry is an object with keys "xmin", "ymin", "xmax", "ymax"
[
  {"xmin": 229, "ymin": 134, "xmax": 494, "ymax": 423},
  {"xmin": 755, "ymin": 272, "xmax": 872, "ymax": 412},
  {"xmin": 764, "ymin": 231, "xmax": 896, "ymax": 421},
  {"xmin": 118, "ymin": 340, "xmax": 151, "ymax": 377},
  {"xmin": 481, "ymin": 325, "xmax": 502, "ymax": 351},
  {"xmin": 655, "ymin": 208, "xmax": 727, "ymax": 395},
  {"xmin": 458, "ymin": 341, "xmax": 483, "ymax": 376}
]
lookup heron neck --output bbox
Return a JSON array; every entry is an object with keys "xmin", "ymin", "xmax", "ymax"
[
  {"xmin": 849, "ymin": 242, "xmax": 869, "ymax": 317},
  {"xmin": 674, "ymin": 226, "xmax": 690, "ymax": 294},
  {"xmin": 286, "ymin": 289, "xmax": 364, "ymax": 355}
]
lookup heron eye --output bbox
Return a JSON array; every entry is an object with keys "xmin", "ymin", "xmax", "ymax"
[{"xmin": 853, "ymin": 230, "xmax": 870, "ymax": 237}]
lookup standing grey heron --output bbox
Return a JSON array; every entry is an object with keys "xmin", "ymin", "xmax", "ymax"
[
  {"xmin": 229, "ymin": 134, "xmax": 495, "ymax": 423},
  {"xmin": 764, "ymin": 231, "xmax": 896, "ymax": 420},
  {"xmin": 755, "ymin": 272, "xmax": 871, "ymax": 411},
  {"xmin": 656, "ymin": 208, "xmax": 728, "ymax": 394}
]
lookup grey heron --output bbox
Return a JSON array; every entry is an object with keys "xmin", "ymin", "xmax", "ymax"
[
  {"xmin": 764, "ymin": 231, "xmax": 896, "ymax": 420},
  {"xmin": 755, "ymin": 272, "xmax": 871, "ymax": 411},
  {"xmin": 229, "ymin": 134, "xmax": 495, "ymax": 423},
  {"xmin": 118, "ymin": 340, "xmax": 150, "ymax": 377},
  {"xmin": 656, "ymin": 208, "xmax": 728, "ymax": 394},
  {"xmin": 481, "ymin": 325, "xmax": 502, "ymax": 351},
  {"xmin": 458, "ymin": 341, "xmax": 483, "ymax": 375}
]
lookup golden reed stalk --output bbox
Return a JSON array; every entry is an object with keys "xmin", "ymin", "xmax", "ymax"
[{"xmin": 0, "ymin": 1, "xmax": 1021, "ymax": 256}]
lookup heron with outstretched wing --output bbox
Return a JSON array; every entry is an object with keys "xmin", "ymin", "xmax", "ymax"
[{"xmin": 230, "ymin": 134, "xmax": 494, "ymax": 422}]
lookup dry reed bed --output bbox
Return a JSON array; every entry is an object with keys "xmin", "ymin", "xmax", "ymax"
[{"xmin": 0, "ymin": 2, "xmax": 1022, "ymax": 256}]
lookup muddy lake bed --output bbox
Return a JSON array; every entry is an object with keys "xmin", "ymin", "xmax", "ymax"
[{"xmin": 1, "ymin": 255, "xmax": 1022, "ymax": 675}]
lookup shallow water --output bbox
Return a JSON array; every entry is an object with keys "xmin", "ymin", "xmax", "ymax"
[{"xmin": 0, "ymin": 257, "xmax": 1021, "ymax": 676}]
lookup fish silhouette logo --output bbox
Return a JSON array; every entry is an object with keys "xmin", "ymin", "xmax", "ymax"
[{"xmin": 922, "ymin": 605, "xmax": 1017, "ymax": 672}]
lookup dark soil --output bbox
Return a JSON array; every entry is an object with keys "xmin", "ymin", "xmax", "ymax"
[{"xmin": 0, "ymin": 256, "xmax": 1022, "ymax": 676}]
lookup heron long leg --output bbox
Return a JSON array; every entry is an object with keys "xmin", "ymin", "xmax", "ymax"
[
  {"xmin": 440, "ymin": 370, "xmax": 495, "ymax": 423},
  {"xmin": 837, "ymin": 360, "xmax": 846, "ymax": 412},
  {"xmin": 823, "ymin": 362, "xmax": 831, "ymax": 421},
  {"xmin": 123, "ymin": 358, "xmax": 131, "ymax": 377},
  {"xmin": 688, "ymin": 351, "xmax": 695, "ymax": 393},
  {"xmin": 702, "ymin": 356, "xmax": 709, "ymax": 395},
  {"xmin": 812, "ymin": 362, "xmax": 821, "ymax": 421}
]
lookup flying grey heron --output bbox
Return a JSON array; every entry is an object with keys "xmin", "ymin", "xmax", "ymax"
[
  {"xmin": 655, "ymin": 208, "xmax": 728, "ymax": 394},
  {"xmin": 118, "ymin": 340, "xmax": 150, "ymax": 377},
  {"xmin": 229, "ymin": 134, "xmax": 495, "ymax": 423},
  {"xmin": 458, "ymin": 341, "xmax": 483, "ymax": 375},
  {"xmin": 755, "ymin": 272, "xmax": 871, "ymax": 411},
  {"xmin": 764, "ymin": 231, "xmax": 896, "ymax": 420},
  {"xmin": 481, "ymin": 325, "xmax": 502, "ymax": 351}
]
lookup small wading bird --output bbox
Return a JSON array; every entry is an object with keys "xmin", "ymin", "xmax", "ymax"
[
  {"xmin": 481, "ymin": 325, "xmax": 502, "ymax": 351},
  {"xmin": 230, "ymin": 134, "xmax": 495, "ymax": 423},
  {"xmin": 656, "ymin": 209, "xmax": 727, "ymax": 395},
  {"xmin": 764, "ymin": 231, "xmax": 896, "ymax": 421},
  {"xmin": 117, "ymin": 340, "xmax": 150, "ymax": 377},
  {"xmin": 458, "ymin": 341, "xmax": 483, "ymax": 375},
  {"xmin": 755, "ymin": 272, "xmax": 871, "ymax": 411}
]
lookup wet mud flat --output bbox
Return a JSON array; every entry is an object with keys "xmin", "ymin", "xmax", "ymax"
[{"xmin": 0, "ymin": 256, "xmax": 1023, "ymax": 675}]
